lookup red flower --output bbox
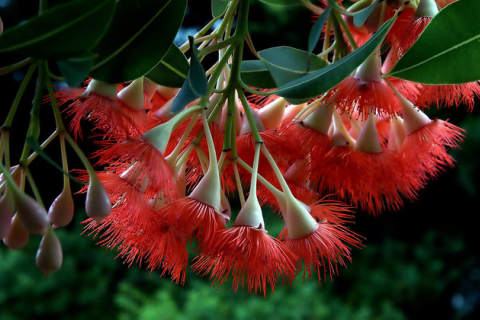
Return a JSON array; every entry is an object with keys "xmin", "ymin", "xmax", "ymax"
[{"xmin": 193, "ymin": 226, "xmax": 297, "ymax": 296}]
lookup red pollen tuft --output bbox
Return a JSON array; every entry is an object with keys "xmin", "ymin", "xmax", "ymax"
[
  {"xmin": 159, "ymin": 197, "xmax": 226, "ymax": 246},
  {"xmin": 192, "ymin": 226, "xmax": 297, "ymax": 296},
  {"xmin": 333, "ymin": 77, "xmax": 401, "ymax": 118},
  {"xmin": 94, "ymin": 137, "xmax": 177, "ymax": 197},
  {"xmin": 281, "ymin": 221, "xmax": 362, "ymax": 283}
]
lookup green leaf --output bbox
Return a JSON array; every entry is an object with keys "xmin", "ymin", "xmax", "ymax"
[
  {"xmin": 308, "ymin": 1, "xmax": 333, "ymax": 53},
  {"xmin": 212, "ymin": 0, "xmax": 229, "ymax": 18},
  {"xmin": 25, "ymin": 137, "xmax": 82, "ymax": 184},
  {"xmin": 170, "ymin": 37, "xmax": 207, "ymax": 113},
  {"xmin": 0, "ymin": 0, "xmax": 116, "ymax": 59},
  {"xmin": 259, "ymin": 46, "xmax": 328, "ymax": 87},
  {"xmin": 89, "ymin": 0, "xmax": 187, "ymax": 84},
  {"xmin": 386, "ymin": 0, "xmax": 480, "ymax": 84},
  {"xmin": 259, "ymin": 0, "xmax": 302, "ymax": 6},
  {"xmin": 240, "ymin": 60, "xmax": 277, "ymax": 89},
  {"xmin": 57, "ymin": 53, "xmax": 95, "ymax": 88},
  {"xmin": 145, "ymin": 44, "xmax": 189, "ymax": 88},
  {"xmin": 353, "ymin": 0, "xmax": 379, "ymax": 27},
  {"xmin": 275, "ymin": 14, "xmax": 395, "ymax": 103}
]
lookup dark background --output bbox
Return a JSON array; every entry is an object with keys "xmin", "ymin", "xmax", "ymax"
[{"xmin": 1, "ymin": 1, "xmax": 480, "ymax": 319}]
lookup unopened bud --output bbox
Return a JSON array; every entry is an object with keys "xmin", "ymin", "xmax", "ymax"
[
  {"xmin": 3, "ymin": 214, "xmax": 29, "ymax": 250},
  {"xmin": 48, "ymin": 189, "xmax": 74, "ymax": 228},
  {"xmin": 85, "ymin": 174, "xmax": 111, "ymax": 224},
  {"xmin": 36, "ymin": 227, "xmax": 63, "ymax": 276},
  {"xmin": 0, "ymin": 188, "xmax": 14, "ymax": 238},
  {"xmin": 12, "ymin": 189, "xmax": 49, "ymax": 235}
]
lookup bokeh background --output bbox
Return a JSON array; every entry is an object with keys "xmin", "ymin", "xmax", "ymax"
[{"xmin": 1, "ymin": 1, "xmax": 480, "ymax": 319}]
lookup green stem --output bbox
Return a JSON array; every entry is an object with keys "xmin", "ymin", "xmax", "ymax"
[
  {"xmin": 336, "ymin": 10, "xmax": 358, "ymax": 50},
  {"xmin": 64, "ymin": 133, "xmax": 96, "ymax": 177},
  {"xmin": 0, "ymin": 58, "xmax": 33, "ymax": 76},
  {"xmin": 45, "ymin": 73, "xmax": 66, "ymax": 132},
  {"xmin": 25, "ymin": 167, "xmax": 44, "ymax": 207},
  {"xmin": 237, "ymin": 89, "xmax": 263, "ymax": 144},
  {"xmin": 2, "ymin": 62, "xmax": 38, "ymax": 129},
  {"xmin": 59, "ymin": 132, "xmax": 71, "ymax": 192},
  {"xmin": 26, "ymin": 131, "xmax": 58, "ymax": 165},
  {"xmin": 19, "ymin": 61, "xmax": 46, "ymax": 165},
  {"xmin": 198, "ymin": 36, "xmax": 237, "ymax": 58}
]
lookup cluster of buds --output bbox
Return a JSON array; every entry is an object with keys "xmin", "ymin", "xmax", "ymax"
[{"xmin": 0, "ymin": 0, "xmax": 475, "ymax": 296}]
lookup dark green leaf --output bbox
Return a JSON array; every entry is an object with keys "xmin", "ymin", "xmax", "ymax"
[
  {"xmin": 0, "ymin": 0, "xmax": 116, "ymax": 59},
  {"xmin": 90, "ymin": 0, "xmax": 187, "ymax": 84},
  {"xmin": 259, "ymin": 46, "xmax": 328, "ymax": 87},
  {"xmin": 308, "ymin": 1, "xmax": 333, "ymax": 53},
  {"xmin": 25, "ymin": 137, "xmax": 82, "ymax": 184},
  {"xmin": 145, "ymin": 44, "xmax": 188, "ymax": 88},
  {"xmin": 386, "ymin": 0, "xmax": 480, "ymax": 84},
  {"xmin": 353, "ymin": 0, "xmax": 379, "ymax": 27},
  {"xmin": 170, "ymin": 37, "xmax": 207, "ymax": 113},
  {"xmin": 275, "ymin": 14, "xmax": 395, "ymax": 103},
  {"xmin": 259, "ymin": 0, "xmax": 302, "ymax": 6},
  {"xmin": 240, "ymin": 60, "xmax": 277, "ymax": 89},
  {"xmin": 57, "ymin": 53, "xmax": 95, "ymax": 88},
  {"xmin": 212, "ymin": 0, "xmax": 229, "ymax": 18}
]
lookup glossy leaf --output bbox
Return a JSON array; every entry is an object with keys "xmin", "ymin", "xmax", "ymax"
[
  {"xmin": 353, "ymin": 0, "xmax": 379, "ymax": 27},
  {"xmin": 259, "ymin": 46, "xmax": 328, "ymax": 87},
  {"xmin": 145, "ymin": 44, "xmax": 189, "ymax": 88},
  {"xmin": 275, "ymin": 15, "xmax": 396, "ymax": 103},
  {"xmin": 0, "ymin": 0, "xmax": 116, "ymax": 59},
  {"xmin": 259, "ymin": 0, "xmax": 302, "ymax": 6},
  {"xmin": 90, "ymin": 0, "xmax": 187, "ymax": 84},
  {"xmin": 212, "ymin": 0, "xmax": 229, "ymax": 18},
  {"xmin": 240, "ymin": 60, "xmax": 277, "ymax": 89},
  {"xmin": 308, "ymin": 1, "xmax": 333, "ymax": 53},
  {"xmin": 170, "ymin": 37, "xmax": 207, "ymax": 113},
  {"xmin": 57, "ymin": 53, "xmax": 95, "ymax": 88},
  {"xmin": 386, "ymin": 0, "xmax": 480, "ymax": 84}
]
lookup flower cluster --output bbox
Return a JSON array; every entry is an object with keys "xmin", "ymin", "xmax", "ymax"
[{"xmin": 0, "ymin": 0, "xmax": 474, "ymax": 296}]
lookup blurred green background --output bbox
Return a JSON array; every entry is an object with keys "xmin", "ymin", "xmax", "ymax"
[{"xmin": 1, "ymin": 1, "xmax": 480, "ymax": 319}]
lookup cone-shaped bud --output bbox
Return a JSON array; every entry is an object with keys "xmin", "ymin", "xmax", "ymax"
[
  {"xmin": 415, "ymin": 0, "xmax": 439, "ymax": 17},
  {"xmin": 303, "ymin": 103, "xmax": 334, "ymax": 135},
  {"xmin": 388, "ymin": 117, "xmax": 406, "ymax": 151},
  {"xmin": 398, "ymin": 96, "xmax": 431, "ymax": 135},
  {"xmin": 285, "ymin": 196, "xmax": 318, "ymax": 239},
  {"xmin": 355, "ymin": 52, "xmax": 382, "ymax": 83},
  {"xmin": 3, "ymin": 214, "xmax": 29, "ymax": 249},
  {"xmin": 0, "ymin": 187, "xmax": 14, "ymax": 238},
  {"xmin": 151, "ymin": 96, "xmax": 174, "ymax": 119},
  {"xmin": 239, "ymin": 109, "xmax": 265, "ymax": 135},
  {"xmin": 234, "ymin": 195, "xmax": 265, "ymax": 231},
  {"xmin": 189, "ymin": 166, "xmax": 222, "ymax": 213},
  {"xmin": 85, "ymin": 79, "xmax": 117, "ymax": 100},
  {"xmin": 257, "ymin": 97, "xmax": 286, "ymax": 130},
  {"xmin": 221, "ymin": 100, "xmax": 242, "ymax": 136},
  {"xmin": 117, "ymin": 78, "xmax": 145, "ymax": 111},
  {"xmin": 330, "ymin": 112, "xmax": 353, "ymax": 147},
  {"xmin": 48, "ymin": 189, "xmax": 74, "ymax": 228},
  {"xmin": 283, "ymin": 103, "xmax": 306, "ymax": 124},
  {"xmin": 36, "ymin": 227, "xmax": 63, "ymax": 276},
  {"xmin": 11, "ymin": 188, "xmax": 48, "ymax": 235},
  {"xmin": 143, "ymin": 78, "xmax": 159, "ymax": 101},
  {"xmin": 85, "ymin": 173, "xmax": 111, "ymax": 224},
  {"xmin": 157, "ymin": 85, "xmax": 180, "ymax": 101},
  {"xmin": 354, "ymin": 113, "xmax": 383, "ymax": 153}
]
